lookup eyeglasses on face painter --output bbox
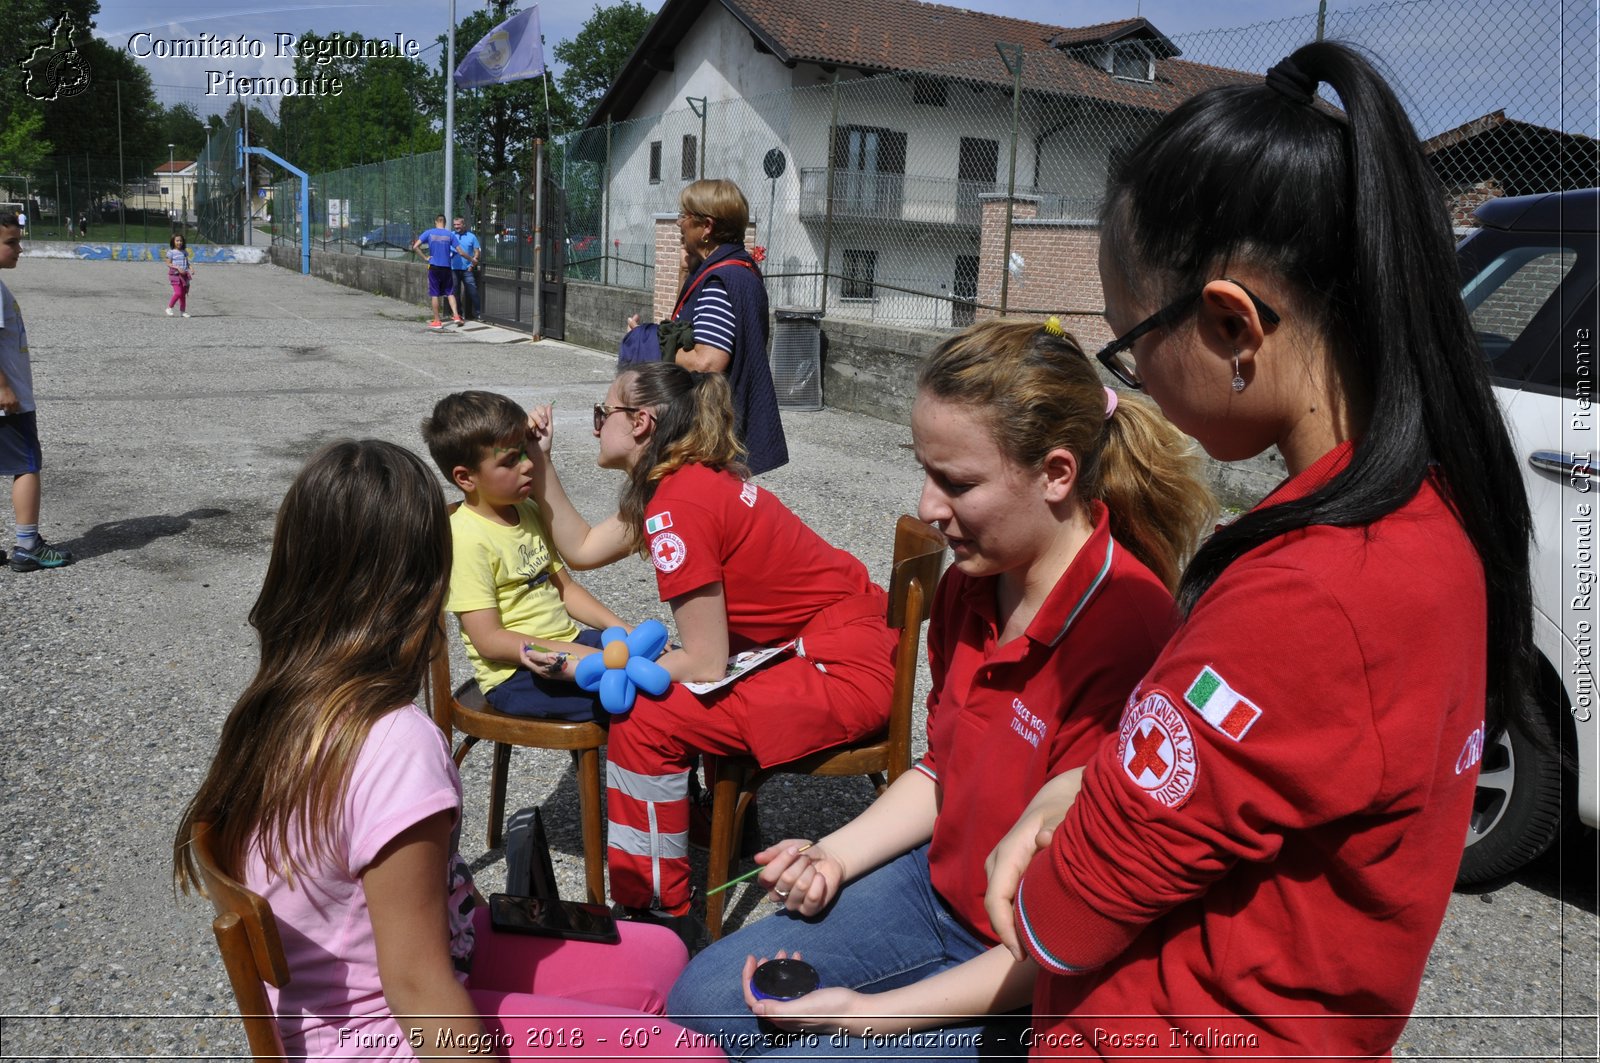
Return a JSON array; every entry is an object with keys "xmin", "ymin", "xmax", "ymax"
[
  {"xmin": 1094, "ymin": 279, "xmax": 1280, "ymax": 390},
  {"xmin": 593, "ymin": 403, "xmax": 643, "ymax": 432}
]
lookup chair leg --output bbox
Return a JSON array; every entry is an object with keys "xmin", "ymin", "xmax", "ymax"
[
  {"xmin": 452, "ymin": 734, "xmax": 480, "ymax": 768},
  {"xmin": 576, "ymin": 747, "xmax": 606, "ymax": 905},
  {"xmin": 704, "ymin": 767, "xmax": 743, "ymax": 941},
  {"xmin": 487, "ymin": 742, "xmax": 512, "ymax": 849}
]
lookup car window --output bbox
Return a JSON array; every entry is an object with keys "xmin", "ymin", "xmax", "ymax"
[{"xmin": 1459, "ymin": 228, "xmax": 1596, "ymax": 394}]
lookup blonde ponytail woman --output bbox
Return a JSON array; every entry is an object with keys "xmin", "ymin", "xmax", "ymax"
[{"xmin": 665, "ymin": 319, "xmax": 1216, "ymax": 1061}]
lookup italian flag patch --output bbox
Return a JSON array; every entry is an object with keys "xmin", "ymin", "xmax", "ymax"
[
  {"xmin": 1184, "ymin": 666, "xmax": 1262, "ymax": 741},
  {"xmin": 644, "ymin": 512, "xmax": 673, "ymax": 534}
]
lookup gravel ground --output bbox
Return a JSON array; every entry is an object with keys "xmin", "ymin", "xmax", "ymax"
[{"xmin": 0, "ymin": 259, "xmax": 1593, "ymax": 1060}]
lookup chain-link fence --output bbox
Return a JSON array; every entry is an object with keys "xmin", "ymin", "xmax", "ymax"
[
  {"xmin": 6, "ymin": 84, "xmax": 222, "ymax": 244},
  {"xmin": 549, "ymin": 0, "xmax": 1597, "ymax": 331},
  {"xmin": 261, "ymin": 150, "xmax": 481, "ymax": 259}
]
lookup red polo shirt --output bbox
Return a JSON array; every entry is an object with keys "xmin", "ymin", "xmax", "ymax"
[
  {"xmin": 920, "ymin": 501, "xmax": 1176, "ymax": 942},
  {"xmin": 644, "ymin": 463, "xmax": 875, "ymax": 647},
  {"xmin": 1015, "ymin": 443, "xmax": 1488, "ymax": 1058}
]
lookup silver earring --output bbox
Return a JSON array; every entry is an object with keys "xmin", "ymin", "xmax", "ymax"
[{"xmin": 1231, "ymin": 349, "xmax": 1246, "ymax": 393}]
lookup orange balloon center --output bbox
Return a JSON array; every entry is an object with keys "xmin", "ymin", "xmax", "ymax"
[{"xmin": 602, "ymin": 641, "xmax": 630, "ymax": 669}]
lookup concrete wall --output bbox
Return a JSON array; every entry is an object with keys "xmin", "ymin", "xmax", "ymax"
[
  {"xmin": 268, "ymin": 242, "xmax": 430, "ymax": 307},
  {"xmin": 564, "ymin": 279, "xmax": 651, "ymax": 354}
]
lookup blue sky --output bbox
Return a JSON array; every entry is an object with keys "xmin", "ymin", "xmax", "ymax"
[{"xmin": 93, "ymin": 0, "xmax": 1592, "ymax": 138}]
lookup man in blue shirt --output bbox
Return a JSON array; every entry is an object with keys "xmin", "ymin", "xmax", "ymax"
[
  {"xmin": 411, "ymin": 214, "xmax": 463, "ymax": 328},
  {"xmin": 450, "ymin": 217, "xmax": 482, "ymax": 322}
]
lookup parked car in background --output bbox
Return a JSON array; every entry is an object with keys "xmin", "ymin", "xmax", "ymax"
[
  {"xmin": 1457, "ymin": 187, "xmax": 1599, "ymax": 884},
  {"xmin": 359, "ymin": 222, "xmax": 414, "ymax": 250}
]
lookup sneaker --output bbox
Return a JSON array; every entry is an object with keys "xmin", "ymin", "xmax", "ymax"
[
  {"xmin": 452, "ymin": 315, "xmax": 465, "ymax": 325},
  {"xmin": 688, "ymin": 791, "xmax": 761, "ymax": 856},
  {"xmin": 429, "ymin": 319, "xmax": 444, "ymax": 330},
  {"xmin": 181, "ymin": 312, "xmax": 191, "ymax": 318},
  {"xmin": 10, "ymin": 538, "xmax": 73, "ymax": 572},
  {"xmin": 612, "ymin": 898, "xmax": 710, "ymax": 956},
  {"xmin": 165, "ymin": 307, "xmax": 174, "ymax": 316}
]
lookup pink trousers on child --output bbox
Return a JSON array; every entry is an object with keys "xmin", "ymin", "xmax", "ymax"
[
  {"xmin": 466, "ymin": 906, "xmax": 727, "ymax": 1061},
  {"xmin": 168, "ymin": 271, "xmax": 189, "ymax": 312}
]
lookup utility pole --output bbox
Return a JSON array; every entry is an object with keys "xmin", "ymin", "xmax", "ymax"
[{"xmin": 243, "ymin": 103, "xmax": 253, "ymax": 244}]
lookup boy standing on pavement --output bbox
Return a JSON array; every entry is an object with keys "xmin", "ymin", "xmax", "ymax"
[
  {"xmin": 0, "ymin": 213, "xmax": 72, "ymax": 572},
  {"xmin": 411, "ymin": 214, "xmax": 463, "ymax": 329},
  {"xmin": 451, "ymin": 217, "xmax": 482, "ymax": 321}
]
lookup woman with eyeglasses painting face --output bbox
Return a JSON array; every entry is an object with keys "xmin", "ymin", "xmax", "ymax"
[
  {"xmin": 526, "ymin": 362, "xmax": 896, "ymax": 947},
  {"xmin": 985, "ymin": 41, "xmax": 1535, "ymax": 1058},
  {"xmin": 665, "ymin": 319, "xmax": 1214, "ymax": 1061}
]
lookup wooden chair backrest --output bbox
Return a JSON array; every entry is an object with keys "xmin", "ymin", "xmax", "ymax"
[
  {"xmin": 884, "ymin": 515, "xmax": 947, "ymax": 782},
  {"xmin": 190, "ymin": 821, "xmax": 289, "ymax": 1062}
]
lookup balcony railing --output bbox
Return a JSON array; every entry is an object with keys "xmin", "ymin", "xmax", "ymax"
[{"xmin": 799, "ymin": 169, "xmax": 1033, "ymax": 229}]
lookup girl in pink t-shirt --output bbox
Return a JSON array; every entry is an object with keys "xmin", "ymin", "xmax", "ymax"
[
  {"xmin": 175, "ymin": 440, "xmax": 723, "ymax": 1062},
  {"xmin": 163, "ymin": 233, "xmax": 193, "ymax": 317}
]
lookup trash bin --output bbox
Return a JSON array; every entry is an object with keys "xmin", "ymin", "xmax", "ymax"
[{"xmin": 770, "ymin": 307, "xmax": 824, "ymax": 411}]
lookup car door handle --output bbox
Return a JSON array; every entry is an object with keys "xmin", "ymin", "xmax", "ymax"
[{"xmin": 1529, "ymin": 450, "xmax": 1594, "ymax": 480}]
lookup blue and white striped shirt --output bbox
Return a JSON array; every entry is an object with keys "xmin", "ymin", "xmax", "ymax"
[{"xmin": 688, "ymin": 279, "xmax": 737, "ymax": 354}]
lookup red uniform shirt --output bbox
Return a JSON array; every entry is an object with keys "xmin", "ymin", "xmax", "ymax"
[
  {"xmin": 644, "ymin": 463, "xmax": 875, "ymax": 646},
  {"xmin": 1015, "ymin": 444, "xmax": 1488, "ymax": 1059},
  {"xmin": 920, "ymin": 502, "xmax": 1176, "ymax": 942}
]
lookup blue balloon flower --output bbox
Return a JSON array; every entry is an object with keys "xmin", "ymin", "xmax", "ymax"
[{"xmin": 573, "ymin": 619, "xmax": 672, "ymax": 714}]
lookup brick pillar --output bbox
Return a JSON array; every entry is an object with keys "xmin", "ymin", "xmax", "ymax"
[
  {"xmin": 652, "ymin": 215, "xmax": 681, "ymax": 321},
  {"xmin": 651, "ymin": 218, "xmax": 764, "ymax": 321},
  {"xmin": 976, "ymin": 195, "xmax": 1039, "ymax": 320}
]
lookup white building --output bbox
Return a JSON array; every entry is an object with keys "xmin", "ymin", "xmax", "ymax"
[{"xmin": 582, "ymin": 0, "xmax": 1254, "ymax": 326}]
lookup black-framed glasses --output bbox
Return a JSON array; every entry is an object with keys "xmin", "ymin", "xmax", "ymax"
[
  {"xmin": 1094, "ymin": 279, "xmax": 1280, "ymax": 390},
  {"xmin": 593, "ymin": 403, "xmax": 643, "ymax": 431}
]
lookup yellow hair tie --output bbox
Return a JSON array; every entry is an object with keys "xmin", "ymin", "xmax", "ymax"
[{"xmin": 1042, "ymin": 316, "xmax": 1066, "ymax": 337}]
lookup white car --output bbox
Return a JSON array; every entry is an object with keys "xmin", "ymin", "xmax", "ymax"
[{"xmin": 1457, "ymin": 187, "xmax": 1599, "ymax": 883}]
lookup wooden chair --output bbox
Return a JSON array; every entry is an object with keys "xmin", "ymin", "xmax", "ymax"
[
  {"xmin": 190, "ymin": 821, "xmax": 289, "ymax": 1063},
  {"xmin": 427, "ymin": 499, "xmax": 607, "ymax": 904},
  {"xmin": 703, "ymin": 515, "xmax": 947, "ymax": 939},
  {"xmin": 428, "ymin": 623, "xmax": 608, "ymax": 905}
]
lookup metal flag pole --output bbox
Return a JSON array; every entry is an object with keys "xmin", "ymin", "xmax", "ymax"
[{"xmin": 444, "ymin": 0, "xmax": 457, "ymax": 220}]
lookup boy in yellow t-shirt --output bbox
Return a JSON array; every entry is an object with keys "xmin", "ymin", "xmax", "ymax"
[{"xmin": 423, "ymin": 391, "xmax": 623, "ymax": 719}]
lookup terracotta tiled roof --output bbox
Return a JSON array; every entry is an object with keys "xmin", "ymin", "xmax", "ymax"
[
  {"xmin": 585, "ymin": 0, "xmax": 1258, "ymax": 126},
  {"xmin": 727, "ymin": 0, "xmax": 1251, "ymax": 110},
  {"xmin": 154, "ymin": 161, "xmax": 194, "ymax": 174},
  {"xmin": 730, "ymin": 0, "xmax": 1121, "ymax": 71}
]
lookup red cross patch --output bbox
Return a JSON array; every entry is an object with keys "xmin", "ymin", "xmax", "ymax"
[
  {"xmin": 1117, "ymin": 689, "xmax": 1198, "ymax": 809},
  {"xmin": 650, "ymin": 531, "xmax": 687, "ymax": 573}
]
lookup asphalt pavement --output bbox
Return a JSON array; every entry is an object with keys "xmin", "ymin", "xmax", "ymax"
[{"xmin": 0, "ymin": 258, "xmax": 1593, "ymax": 1060}]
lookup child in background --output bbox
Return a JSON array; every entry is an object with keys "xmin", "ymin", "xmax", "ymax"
[
  {"xmin": 173, "ymin": 439, "xmax": 720, "ymax": 1061},
  {"xmin": 0, "ymin": 213, "xmax": 72, "ymax": 573},
  {"xmin": 423, "ymin": 390, "xmax": 621, "ymax": 720},
  {"xmin": 163, "ymin": 233, "xmax": 193, "ymax": 317}
]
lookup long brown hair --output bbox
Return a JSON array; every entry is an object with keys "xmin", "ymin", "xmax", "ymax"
[
  {"xmin": 615, "ymin": 362, "xmax": 746, "ymax": 553},
  {"xmin": 918, "ymin": 319, "xmax": 1216, "ymax": 591},
  {"xmin": 174, "ymin": 440, "xmax": 452, "ymax": 891}
]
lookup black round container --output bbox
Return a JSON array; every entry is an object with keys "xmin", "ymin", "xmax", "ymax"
[{"xmin": 749, "ymin": 958, "xmax": 820, "ymax": 1001}]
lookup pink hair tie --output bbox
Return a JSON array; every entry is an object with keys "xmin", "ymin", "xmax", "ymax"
[{"xmin": 1104, "ymin": 386, "xmax": 1119, "ymax": 420}]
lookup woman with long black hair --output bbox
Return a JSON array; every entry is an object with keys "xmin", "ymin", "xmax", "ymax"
[{"xmin": 985, "ymin": 41, "xmax": 1535, "ymax": 1057}]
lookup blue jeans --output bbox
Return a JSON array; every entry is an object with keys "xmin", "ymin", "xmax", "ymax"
[
  {"xmin": 453, "ymin": 266, "xmax": 479, "ymax": 319},
  {"xmin": 667, "ymin": 846, "xmax": 1027, "ymax": 1061}
]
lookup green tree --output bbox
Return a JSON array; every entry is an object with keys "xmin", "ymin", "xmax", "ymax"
[
  {"xmin": 554, "ymin": 1, "xmax": 654, "ymax": 124},
  {"xmin": 160, "ymin": 103, "xmax": 208, "ymax": 161},
  {"xmin": 277, "ymin": 31, "xmax": 441, "ymax": 173}
]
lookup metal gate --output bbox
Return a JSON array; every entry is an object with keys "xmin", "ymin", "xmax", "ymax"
[{"xmin": 479, "ymin": 170, "xmax": 565, "ymax": 338}]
